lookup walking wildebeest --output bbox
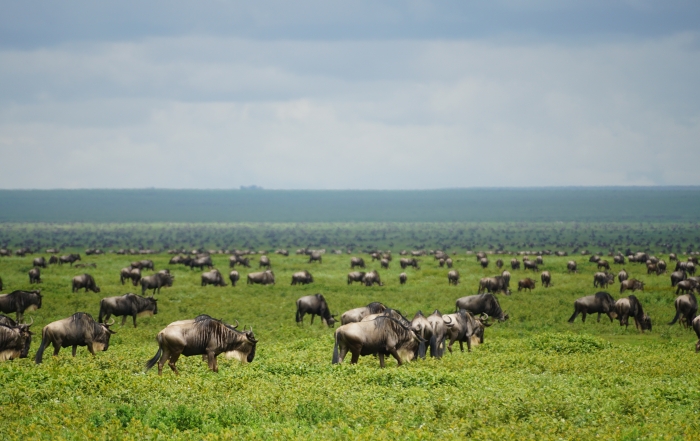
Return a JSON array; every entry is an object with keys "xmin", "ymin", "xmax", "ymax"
[
  {"xmin": 518, "ymin": 278, "xmax": 536, "ymax": 292},
  {"xmin": 442, "ymin": 310, "xmax": 491, "ymax": 353},
  {"xmin": 669, "ymin": 293, "xmax": 698, "ymax": 329},
  {"xmin": 347, "ymin": 271, "xmax": 366, "ymax": 285},
  {"xmin": 676, "ymin": 279, "xmax": 698, "ymax": 295},
  {"xmin": 72, "ymin": 274, "xmax": 100, "ymax": 293},
  {"xmin": 229, "ymin": 270, "xmax": 240, "ymax": 286},
  {"xmin": 28, "ymin": 268, "xmax": 42, "ymax": 284},
  {"xmin": 34, "ymin": 313, "xmax": 115, "ymax": 363},
  {"xmin": 614, "ymin": 295, "xmax": 651, "ymax": 332},
  {"xmin": 295, "ymin": 294, "xmax": 336, "ymax": 327},
  {"xmin": 291, "ymin": 270, "xmax": 314, "ymax": 285},
  {"xmin": 568, "ymin": 292, "xmax": 617, "ymax": 323},
  {"xmin": 671, "ymin": 270, "xmax": 687, "ymax": 287},
  {"xmin": 340, "ymin": 302, "xmax": 386, "ymax": 325},
  {"xmin": 447, "ymin": 270, "xmax": 460, "ymax": 285},
  {"xmin": 140, "ymin": 272, "xmax": 174, "ymax": 295},
  {"xmin": 247, "ymin": 270, "xmax": 275, "ymax": 285},
  {"xmin": 351, "ymin": 257, "xmax": 366, "ymax": 269},
  {"xmin": 541, "ymin": 271, "xmax": 552, "ymax": 288},
  {"xmin": 201, "ymin": 269, "xmax": 227, "ymax": 287},
  {"xmin": 98, "ymin": 294, "xmax": 157, "ymax": 327},
  {"xmin": 455, "ymin": 293, "xmax": 509, "ymax": 322},
  {"xmin": 620, "ymin": 279, "xmax": 644, "ymax": 294}
]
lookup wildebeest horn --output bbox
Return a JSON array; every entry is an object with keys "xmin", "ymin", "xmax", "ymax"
[
  {"xmin": 106, "ymin": 318, "xmax": 116, "ymax": 326},
  {"xmin": 443, "ymin": 316, "xmax": 453, "ymax": 326},
  {"xmin": 231, "ymin": 319, "xmax": 239, "ymax": 329},
  {"xmin": 25, "ymin": 317, "xmax": 34, "ymax": 326}
]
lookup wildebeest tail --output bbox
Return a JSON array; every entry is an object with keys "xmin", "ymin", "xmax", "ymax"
[
  {"xmin": 145, "ymin": 334, "xmax": 163, "ymax": 371},
  {"xmin": 332, "ymin": 331, "xmax": 339, "ymax": 364},
  {"xmin": 34, "ymin": 330, "xmax": 49, "ymax": 364},
  {"xmin": 429, "ymin": 334, "xmax": 438, "ymax": 358},
  {"xmin": 98, "ymin": 299, "xmax": 105, "ymax": 323},
  {"xmin": 418, "ymin": 338, "xmax": 426, "ymax": 359},
  {"xmin": 668, "ymin": 308, "xmax": 682, "ymax": 325},
  {"xmin": 295, "ymin": 301, "xmax": 302, "ymax": 323}
]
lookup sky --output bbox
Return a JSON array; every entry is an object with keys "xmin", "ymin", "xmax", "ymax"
[{"xmin": 1, "ymin": 1, "xmax": 699, "ymax": 189}]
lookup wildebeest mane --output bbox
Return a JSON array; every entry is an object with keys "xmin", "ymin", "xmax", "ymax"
[
  {"xmin": 627, "ymin": 295, "xmax": 644, "ymax": 321},
  {"xmin": 367, "ymin": 302, "xmax": 385, "ymax": 314},
  {"xmin": 594, "ymin": 291, "xmax": 615, "ymax": 308}
]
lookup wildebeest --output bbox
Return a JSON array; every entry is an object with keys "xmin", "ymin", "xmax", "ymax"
[
  {"xmin": 351, "ymin": 257, "xmax": 366, "ymax": 269},
  {"xmin": 671, "ymin": 270, "xmax": 687, "ymax": 287},
  {"xmin": 247, "ymin": 270, "xmax": 275, "ymax": 285},
  {"xmin": 380, "ymin": 258, "xmax": 390, "ymax": 269},
  {"xmin": 618, "ymin": 269, "xmax": 629, "ymax": 283},
  {"xmin": 668, "ymin": 293, "xmax": 697, "ymax": 328},
  {"xmin": 511, "ymin": 259, "xmax": 521, "ymax": 270},
  {"xmin": 426, "ymin": 310, "xmax": 447, "ymax": 358},
  {"xmin": 657, "ymin": 260, "xmax": 667, "ymax": 274},
  {"xmin": 0, "ymin": 276, "xmax": 3, "ymax": 291},
  {"xmin": 120, "ymin": 267, "xmax": 141, "ymax": 286},
  {"xmin": 399, "ymin": 258, "xmax": 420, "ymax": 269},
  {"xmin": 0, "ymin": 290, "xmax": 42, "ymax": 322},
  {"xmin": 99, "ymin": 294, "xmax": 158, "ymax": 327},
  {"xmin": 614, "ymin": 295, "xmax": 651, "ymax": 332},
  {"xmin": 676, "ymin": 279, "xmax": 698, "ymax": 295},
  {"xmin": 275, "ymin": 249, "xmax": 289, "ymax": 256},
  {"xmin": 140, "ymin": 272, "xmax": 174, "ymax": 295},
  {"xmin": 620, "ymin": 279, "xmax": 644, "ymax": 294},
  {"xmin": 518, "ymin": 278, "xmax": 536, "ymax": 292},
  {"xmin": 541, "ymin": 271, "xmax": 552, "ymax": 288},
  {"xmin": 478, "ymin": 276, "xmax": 509, "ymax": 295},
  {"xmin": 568, "ymin": 292, "xmax": 617, "ymax": 323},
  {"xmin": 131, "ymin": 259, "xmax": 154, "ymax": 271},
  {"xmin": 259, "ymin": 255, "xmax": 271, "ymax": 269},
  {"xmin": 308, "ymin": 252, "xmax": 322, "ymax": 264},
  {"xmin": 479, "ymin": 258, "xmax": 489, "ymax": 268},
  {"xmin": 589, "ymin": 255, "xmax": 601, "ymax": 263},
  {"xmin": 614, "ymin": 255, "xmax": 625, "ymax": 265},
  {"xmin": 442, "ymin": 309, "xmax": 490, "ymax": 353},
  {"xmin": 593, "ymin": 272, "xmax": 615, "ymax": 288},
  {"xmin": 229, "ymin": 270, "xmax": 240, "ymax": 286},
  {"xmin": 687, "ymin": 262, "xmax": 696, "ymax": 275},
  {"xmin": 72, "ymin": 274, "xmax": 100, "ymax": 293},
  {"xmin": 59, "ymin": 254, "xmax": 81, "ymax": 266},
  {"xmin": 229, "ymin": 255, "xmax": 250, "ymax": 268},
  {"xmin": 496, "ymin": 259, "xmax": 503, "ymax": 269},
  {"xmin": 33, "ymin": 257, "xmax": 47, "ymax": 268},
  {"xmin": 0, "ymin": 317, "xmax": 33, "ymax": 361},
  {"xmin": 597, "ymin": 260, "xmax": 610, "ymax": 270},
  {"xmin": 362, "ymin": 270, "xmax": 383, "ymax": 286},
  {"xmin": 567, "ymin": 261, "xmax": 578, "ymax": 273},
  {"xmin": 411, "ymin": 311, "xmax": 432, "ymax": 358},
  {"xmin": 145, "ymin": 315, "xmax": 257, "ymax": 375},
  {"xmin": 291, "ymin": 270, "xmax": 314, "ymax": 285},
  {"xmin": 536, "ymin": 256, "xmax": 544, "ymax": 265},
  {"xmin": 445, "ymin": 258, "xmax": 453, "ymax": 268},
  {"xmin": 524, "ymin": 260, "xmax": 539, "ymax": 272},
  {"xmin": 694, "ymin": 316, "xmax": 700, "ymax": 352},
  {"xmin": 340, "ymin": 302, "xmax": 386, "ymax": 325},
  {"xmin": 296, "ymin": 294, "xmax": 336, "ymax": 327},
  {"xmin": 448, "ymin": 270, "xmax": 460, "ymax": 285},
  {"xmin": 646, "ymin": 262, "xmax": 658, "ymax": 275},
  {"xmin": 455, "ymin": 293, "xmax": 509, "ymax": 322},
  {"xmin": 332, "ymin": 315, "xmax": 425, "ymax": 367},
  {"xmin": 399, "ymin": 273, "xmax": 407, "ymax": 285},
  {"xmin": 202, "ymin": 269, "xmax": 227, "ymax": 287},
  {"xmin": 347, "ymin": 271, "xmax": 366, "ymax": 285},
  {"xmin": 669, "ymin": 253, "xmax": 678, "ymax": 261},
  {"xmin": 28, "ymin": 268, "xmax": 42, "ymax": 284},
  {"xmin": 189, "ymin": 255, "xmax": 214, "ymax": 271},
  {"xmin": 34, "ymin": 313, "xmax": 116, "ymax": 363},
  {"xmin": 48, "ymin": 255, "xmax": 58, "ymax": 265}
]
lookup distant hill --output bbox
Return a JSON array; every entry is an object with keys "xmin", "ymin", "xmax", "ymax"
[{"xmin": 0, "ymin": 188, "xmax": 698, "ymax": 223}]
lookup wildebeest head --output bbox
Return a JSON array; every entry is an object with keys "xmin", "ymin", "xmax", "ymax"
[{"xmin": 92, "ymin": 318, "xmax": 116, "ymax": 352}]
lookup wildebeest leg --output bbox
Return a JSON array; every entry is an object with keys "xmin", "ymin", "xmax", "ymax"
[
  {"xmin": 52, "ymin": 341, "xmax": 61, "ymax": 356},
  {"xmin": 168, "ymin": 351, "xmax": 181, "ymax": 375},
  {"xmin": 465, "ymin": 337, "xmax": 472, "ymax": 352},
  {"xmin": 72, "ymin": 345, "xmax": 78, "ymax": 357},
  {"xmin": 310, "ymin": 314, "xmax": 315, "ymax": 325},
  {"xmin": 121, "ymin": 316, "xmax": 127, "ymax": 326},
  {"xmin": 447, "ymin": 338, "xmax": 455, "ymax": 353},
  {"xmin": 459, "ymin": 341, "xmax": 464, "ymax": 352},
  {"xmin": 338, "ymin": 347, "xmax": 348, "ymax": 363},
  {"xmin": 350, "ymin": 351, "xmax": 360, "ymax": 364},
  {"xmin": 581, "ymin": 311, "xmax": 587, "ymax": 323},
  {"xmin": 207, "ymin": 351, "xmax": 218, "ymax": 372},
  {"xmin": 389, "ymin": 348, "xmax": 402, "ymax": 366},
  {"xmin": 597, "ymin": 312, "xmax": 602, "ymax": 323},
  {"xmin": 132, "ymin": 314, "xmax": 137, "ymax": 327},
  {"xmin": 378, "ymin": 353, "xmax": 385, "ymax": 368}
]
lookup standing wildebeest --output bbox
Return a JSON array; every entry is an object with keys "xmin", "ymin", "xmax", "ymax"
[
  {"xmin": 131, "ymin": 260, "xmax": 154, "ymax": 271},
  {"xmin": 190, "ymin": 255, "xmax": 214, "ymax": 270},
  {"xmin": 0, "ymin": 317, "xmax": 33, "ymax": 360},
  {"xmin": 229, "ymin": 255, "xmax": 250, "ymax": 268},
  {"xmin": 568, "ymin": 292, "xmax": 617, "ymax": 323},
  {"xmin": 614, "ymin": 255, "xmax": 626, "ymax": 265},
  {"xmin": 445, "ymin": 258, "xmax": 453, "ymax": 268},
  {"xmin": 33, "ymin": 257, "xmax": 47, "ymax": 268},
  {"xmin": 48, "ymin": 255, "xmax": 58, "ymax": 265},
  {"xmin": 455, "ymin": 293, "xmax": 509, "ymax": 322},
  {"xmin": 620, "ymin": 279, "xmax": 645, "ymax": 294},
  {"xmin": 340, "ymin": 302, "xmax": 386, "ymax": 325},
  {"xmin": 524, "ymin": 260, "xmax": 539, "ymax": 272},
  {"xmin": 259, "ymin": 255, "xmax": 271, "ymax": 269},
  {"xmin": 59, "ymin": 254, "xmax": 81, "ymax": 266},
  {"xmin": 479, "ymin": 258, "xmax": 489, "ymax": 269},
  {"xmin": 332, "ymin": 315, "xmax": 425, "ymax": 367},
  {"xmin": 693, "ymin": 316, "xmax": 700, "ymax": 352},
  {"xmin": 229, "ymin": 270, "xmax": 240, "ymax": 286},
  {"xmin": 0, "ymin": 290, "xmax": 42, "ymax": 322},
  {"xmin": 442, "ymin": 310, "xmax": 490, "ymax": 353},
  {"xmin": 275, "ymin": 249, "xmax": 289, "ymax": 256},
  {"xmin": 291, "ymin": 270, "xmax": 314, "ymax": 285},
  {"xmin": 618, "ymin": 269, "xmax": 629, "ymax": 283},
  {"xmin": 399, "ymin": 258, "xmax": 420, "ymax": 269},
  {"xmin": 145, "ymin": 316, "xmax": 257, "ymax": 375},
  {"xmin": 675, "ymin": 280, "xmax": 698, "ymax": 295},
  {"xmin": 671, "ymin": 270, "xmax": 687, "ymax": 287},
  {"xmin": 380, "ymin": 258, "xmax": 390, "ymax": 269},
  {"xmin": 362, "ymin": 270, "xmax": 383, "ymax": 286},
  {"xmin": 669, "ymin": 253, "xmax": 678, "ymax": 261},
  {"xmin": 536, "ymin": 256, "xmax": 544, "ymax": 265},
  {"xmin": 99, "ymin": 294, "xmax": 157, "ymax": 327},
  {"xmin": 478, "ymin": 276, "xmax": 509, "ymax": 295},
  {"xmin": 34, "ymin": 313, "xmax": 115, "ymax": 363},
  {"xmin": 347, "ymin": 271, "xmax": 366, "ymax": 285},
  {"xmin": 426, "ymin": 310, "xmax": 447, "ymax": 358},
  {"xmin": 247, "ymin": 270, "xmax": 275, "ymax": 285},
  {"xmin": 29, "ymin": 268, "xmax": 42, "ymax": 284},
  {"xmin": 140, "ymin": 272, "xmax": 174, "ymax": 295},
  {"xmin": 593, "ymin": 272, "xmax": 615, "ymax": 288},
  {"xmin": 518, "ymin": 278, "xmax": 536, "ymax": 292},
  {"xmin": 668, "ymin": 293, "xmax": 698, "ymax": 328},
  {"xmin": 615, "ymin": 295, "xmax": 651, "ymax": 332},
  {"xmin": 399, "ymin": 273, "xmax": 407, "ymax": 285},
  {"xmin": 511, "ymin": 259, "xmax": 521, "ymax": 270},
  {"xmin": 541, "ymin": 271, "xmax": 552, "ymax": 288},
  {"xmin": 448, "ymin": 270, "xmax": 460, "ymax": 285},
  {"xmin": 351, "ymin": 257, "xmax": 366, "ymax": 269},
  {"xmin": 202, "ymin": 269, "xmax": 227, "ymax": 287},
  {"xmin": 308, "ymin": 252, "xmax": 322, "ymax": 264},
  {"xmin": 296, "ymin": 294, "xmax": 336, "ymax": 327},
  {"xmin": 589, "ymin": 255, "xmax": 601, "ymax": 263},
  {"xmin": 120, "ymin": 267, "xmax": 141, "ymax": 286},
  {"xmin": 657, "ymin": 259, "xmax": 667, "ymax": 274},
  {"xmin": 72, "ymin": 274, "xmax": 100, "ymax": 293},
  {"xmin": 496, "ymin": 259, "xmax": 503, "ymax": 269},
  {"xmin": 411, "ymin": 311, "xmax": 432, "ymax": 358},
  {"xmin": 567, "ymin": 261, "xmax": 578, "ymax": 273},
  {"xmin": 687, "ymin": 262, "xmax": 696, "ymax": 275}
]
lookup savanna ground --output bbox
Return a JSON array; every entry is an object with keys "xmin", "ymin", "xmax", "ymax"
[{"xmin": 0, "ymin": 248, "xmax": 698, "ymax": 440}]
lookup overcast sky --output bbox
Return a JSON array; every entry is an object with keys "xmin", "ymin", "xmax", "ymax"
[{"xmin": 1, "ymin": 1, "xmax": 699, "ymax": 189}]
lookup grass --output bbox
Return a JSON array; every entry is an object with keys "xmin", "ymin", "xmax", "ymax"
[{"xmin": 0, "ymin": 250, "xmax": 699, "ymax": 440}]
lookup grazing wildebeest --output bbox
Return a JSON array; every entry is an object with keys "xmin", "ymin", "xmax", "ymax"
[
  {"xmin": 426, "ymin": 310, "xmax": 447, "ymax": 358},
  {"xmin": 669, "ymin": 253, "xmax": 678, "ymax": 261},
  {"xmin": 33, "ymin": 257, "xmax": 47, "ymax": 268},
  {"xmin": 308, "ymin": 252, "xmax": 322, "ymax": 264},
  {"xmin": 442, "ymin": 309, "xmax": 490, "ymax": 353},
  {"xmin": 332, "ymin": 315, "xmax": 425, "ymax": 367},
  {"xmin": 140, "ymin": 272, "xmax": 174, "ymax": 295},
  {"xmin": 620, "ymin": 279, "xmax": 644, "ymax": 294},
  {"xmin": 28, "ymin": 268, "xmax": 42, "ymax": 284},
  {"xmin": 291, "ymin": 270, "xmax": 314, "ymax": 285},
  {"xmin": 536, "ymin": 256, "xmax": 544, "ymax": 265},
  {"xmin": 120, "ymin": 267, "xmax": 141, "ymax": 286},
  {"xmin": 399, "ymin": 273, "xmax": 407, "ymax": 285},
  {"xmin": 496, "ymin": 259, "xmax": 503, "ymax": 269},
  {"xmin": 614, "ymin": 295, "xmax": 651, "ymax": 332},
  {"xmin": 479, "ymin": 258, "xmax": 489, "ymax": 269},
  {"xmin": 145, "ymin": 316, "xmax": 257, "ymax": 375},
  {"xmin": 668, "ymin": 293, "xmax": 698, "ymax": 328},
  {"xmin": 48, "ymin": 255, "xmax": 58, "ymax": 265},
  {"xmin": 445, "ymin": 258, "xmax": 453, "ymax": 268},
  {"xmin": 247, "ymin": 270, "xmax": 275, "ymax": 285},
  {"xmin": 618, "ymin": 269, "xmax": 629, "ymax": 283},
  {"xmin": 296, "ymin": 294, "xmax": 336, "ymax": 327},
  {"xmin": 99, "ymin": 294, "xmax": 157, "ymax": 327},
  {"xmin": 646, "ymin": 262, "xmax": 659, "ymax": 275},
  {"xmin": 593, "ymin": 272, "xmax": 615, "ymax": 288},
  {"xmin": 411, "ymin": 311, "xmax": 432, "ymax": 358},
  {"xmin": 275, "ymin": 249, "xmax": 289, "ymax": 256},
  {"xmin": 259, "ymin": 255, "xmax": 271, "ymax": 269},
  {"xmin": 562, "ymin": 260, "xmax": 577, "ymax": 274},
  {"xmin": 455, "ymin": 293, "xmax": 509, "ymax": 322},
  {"xmin": 131, "ymin": 260, "xmax": 154, "ymax": 271},
  {"xmin": 72, "ymin": 274, "xmax": 100, "ymax": 293},
  {"xmin": 189, "ymin": 255, "xmax": 214, "ymax": 271},
  {"xmin": 229, "ymin": 270, "xmax": 240, "ymax": 286},
  {"xmin": 518, "ymin": 278, "xmax": 536, "ymax": 292},
  {"xmin": 676, "ymin": 279, "xmax": 698, "ymax": 295},
  {"xmin": 380, "ymin": 258, "xmax": 390, "ymax": 269},
  {"xmin": 34, "ymin": 313, "xmax": 115, "ymax": 363},
  {"xmin": 201, "ymin": 269, "xmax": 227, "ymax": 287},
  {"xmin": 229, "ymin": 255, "xmax": 250, "ymax": 268},
  {"xmin": 657, "ymin": 260, "xmax": 667, "ymax": 274},
  {"xmin": 568, "ymin": 292, "xmax": 617, "ymax": 323},
  {"xmin": 347, "ymin": 271, "xmax": 366, "ymax": 285},
  {"xmin": 0, "ymin": 290, "xmax": 42, "ymax": 322},
  {"xmin": 511, "ymin": 259, "xmax": 521, "ymax": 270},
  {"xmin": 340, "ymin": 302, "xmax": 386, "ymax": 325},
  {"xmin": 524, "ymin": 260, "xmax": 539, "ymax": 272},
  {"xmin": 694, "ymin": 316, "xmax": 700, "ymax": 352},
  {"xmin": 59, "ymin": 254, "xmax": 81, "ymax": 266},
  {"xmin": 671, "ymin": 270, "xmax": 687, "ymax": 287},
  {"xmin": 399, "ymin": 258, "xmax": 420, "ymax": 269},
  {"xmin": 589, "ymin": 255, "xmax": 601, "ymax": 263},
  {"xmin": 541, "ymin": 271, "xmax": 552, "ymax": 288},
  {"xmin": 448, "ymin": 270, "xmax": 460, "ymax": 285},
  {"xmin": 0, "ymin": 317, "xmax": 33, "ymax": 361},
  {"xmin": 614, "ymin": 255, "xmax": 625, "ymax": 265},
  {"xmin": 351, "ymin": 257, "xmax": 366, "ymax": 269},
  {"xmin": 478, "ymin": 276, "xmax": 509, "ymax": 295},
  {"xmin": 362, "ymin": 270, "xmax": 383, "ymax": 286}
]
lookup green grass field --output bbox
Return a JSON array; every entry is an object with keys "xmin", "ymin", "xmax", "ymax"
[{"xmin": 0, "ymin": 251, "xmax": 698, "ymax": 440}]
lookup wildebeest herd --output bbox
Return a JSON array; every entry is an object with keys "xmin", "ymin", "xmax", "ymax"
[{"xmin": 0, "ymin": 247, "xmax": 699, "ymax": 374}]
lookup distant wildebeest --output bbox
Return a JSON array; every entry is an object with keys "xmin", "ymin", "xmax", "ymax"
[
  {"xmin": 34, "ymin": 313, "xmax": 116, "ymax": 363},
  {"xmin": 593, "ymin": 272, "xmax": 615, "ymax": 288},
  {"xmin": 247, "ymin": 270, "xmax": 275, "ymax": 285},
  {"xmin": 99, "ymin": 294, "xmax": 158, "ymax": 327},
  {"xmin": 120, "ymin": 267, "xmax": 141, "ymax": 286},
  {"xmin": 399, "ymin": 273, "xmax": 407, "ymax": 285},
  {"xmin": 229, "ymin": 255, "xmax": 250, "ymax": 268},
  {"xmin": 0, "ymin": 316, "xmax": 33, "ymax": 361},
  {"xmin": 347, "ymin": 271, "xmax": 366, "ymax": 285},
  {"xmin": 445, "ymin": 258, "xmax": 453, "ymax": 268},
  {"xmin": 189, "ymin": 255, "xmax": 214, "ymax": 271},
  {"xmin": 380, "ymin": 258, "xmax": 389, "ymax": 269},
  {"xmin": 275, "ymin": 249, "xmax": 289, "ymax": 256},
  {"xmin": 351, "ymin": 257, "xmax": 366, "ymax": 269},
  {"xmin": 130, "ymin": 260, "xmax": 154, "ymax": 271},
  {"xmin": 455, "ymin": 293, "xmax": 509, "ymax": 322},
  {"xmin": 48, "ymin": 255, "xmax": 58, "ymax": 265},
  {"xmin": 511, "ymin": 259, "xmax": 521, "ymax": 270},
  {"xmin": 140, "ymin": 271, "xmax": 174, "ymax": 295},
  {"xmin": 33, "ymin": 257, "xmax": 47, "ymax": 268},
  {"xmin": 536, "ymin": 256, "xmax": 543, "ymax": 265},
  {"xmin": 296, "ymin": 294, "xmax": 336, "ymax": 327},
  {"xmin": 671, "ymin": 270, "xmax": 687, "ymax": 287},
  {"xmin": 447, "ymin": 270, "xmax": 460, "ymax": 285},
  {"xmin": 618, "ymin": 269, "xmax": 629, "ymax": 283},
  {"xmin": 668, "ymin": 293, "xmax": 697, "ymax": 329},
  {"xmin": 308, "ymin": 252, "xmax": 322, "ymax": 264},
  {"xmin": 145, "ymin": 315, "xmax": 257, "ymax": 375},
  {"xmin": 567, "ymin": 261, "xmax": 578, "ymax": 273},
  {"xmin": 693, "ymin": 316, "xmax": 700, "ymax": 352},
  {"xmin": 399, "ymin": 258, "xmax": 419, "ymax": 269},
  {"xmin": 259, "ymin": 255, "xmax": 271, "ymax": 269},
  {"xmin": 0, "ymin": 290, "xmax": 42, "ymax": 322},
  {"xmin": 479, "ymin": 258, "xmax": 489, "ymax": 269},
  {"xmin": 518, "ymin": 278, "xmax": 536, "ymax": 292},
  {"xmin": 229, "ymin": 271, "xmax": 240, "ymax": 286},
  {"xmin": 614, "ymin": 255, "xmax": 625, "ymax": 265},
  {"xmin": 496, "ymin": 259, "xmax": 503, "ymax": 269},
  {"xmin": 72, "ymin": 274, "xmax": 100, "ymax": 293},
  {"xmin": 442, "ymin": 309, "xmax": 490, "ymax": 353},
  {"xmin": 620, "ymin": 279, "xmax": 644, "ymax": 294},
  {"xmin": 541, "ymin": 271, "xmax": 552, "ymax": 288},
  {"xmin": 478, "ymin": 276, "xmax": 509, "ymax": 295},
  {"xmin": 201, "ymin": 269, "xmax": 227, "ymax": 287},
  {"xmin": 615, "ymin": 295, "xmax": 651, "ymax": 332},
  {"xmin": 568, "ymin": 292, "xmax": 617, "ymax": 323},
  {"xmin": 675, "ymin": 279, "xmax": 698, "ymax": 295},
  {"xmin": 59, "ymin": 254, "xmax": 81, "ymax": 266},
  {"xmin": 523, "ymin": 260, "xmax": 538, "ymax": 272},
  {"xmin": 340, "ymin": 302, "xmax": 386, "ymax": 325},
  {"xmin": 28, "ymin": 268, "xmax": 42, "ymax": 284},
  {"xmin": 362, "ymin": 270, "xmax": 383, "ymax": 286},
  {"xmin": 291, "ymin": 270, "xmax": 314, "ymax": 285}
]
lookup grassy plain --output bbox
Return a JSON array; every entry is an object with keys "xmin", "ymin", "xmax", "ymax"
[{"xmin": 0, "ymin": 251, "xmax": 699, "ymax": 440}]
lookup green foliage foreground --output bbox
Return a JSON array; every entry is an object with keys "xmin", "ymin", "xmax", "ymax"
[{"xmin": 0, "ymin": 253, "xmax": 699, "ymax": 440}]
